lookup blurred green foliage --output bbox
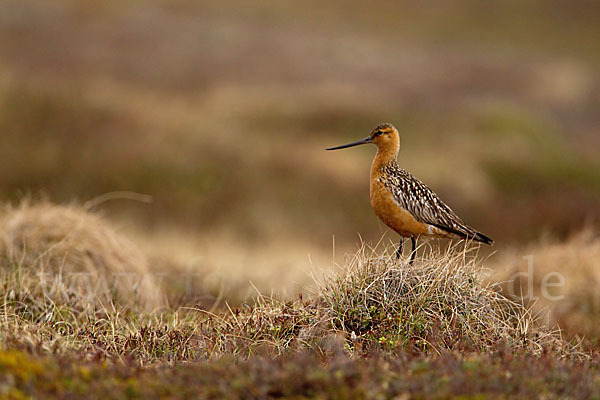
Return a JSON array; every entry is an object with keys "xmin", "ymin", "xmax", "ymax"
[{"xmin": 0, "ymin": 0, "xmax": 598, "ymax": 246}]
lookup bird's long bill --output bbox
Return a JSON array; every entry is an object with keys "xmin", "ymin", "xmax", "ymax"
[{"xmin": 325, "ymin": 136, "xmax": 372, "ymax": 150}]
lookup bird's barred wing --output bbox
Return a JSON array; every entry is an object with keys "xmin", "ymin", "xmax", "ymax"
[{"xmin": 380, "ymin": 163, "xmax": 478, "ymax": 238}]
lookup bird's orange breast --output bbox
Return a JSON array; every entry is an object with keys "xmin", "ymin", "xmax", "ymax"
[{"xmin": 369, "ymin": 180, "xmax": 432, "ymax": 238}]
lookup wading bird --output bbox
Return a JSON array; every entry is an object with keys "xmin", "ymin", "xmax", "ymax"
[{"xmin": 326, "ymin": 123, "xmax": 493, "ymax": 264}]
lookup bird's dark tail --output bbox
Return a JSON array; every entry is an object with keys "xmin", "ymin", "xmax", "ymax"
[
  {"xmin": 473, "ymin": 231, "xmax": 494, "ymax": 245},
  {"xmin": 433, "ymin": 223, "xmax": 495, "ymax": 245}
]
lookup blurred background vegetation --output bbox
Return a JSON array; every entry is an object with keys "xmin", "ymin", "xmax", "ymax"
[{"xmin": 0, "ymin": 0, "xmax": 598, "ymax": 298}]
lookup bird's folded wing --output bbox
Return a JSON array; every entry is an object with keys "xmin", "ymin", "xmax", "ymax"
[{"xmin": 381, "ymin": 163, "xmax": 477, "ymax": 238}]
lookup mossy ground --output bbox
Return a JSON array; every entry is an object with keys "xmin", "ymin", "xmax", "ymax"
[{"xmin": 2, "ymin": 350, "xmax": 599, "ymax": 399}]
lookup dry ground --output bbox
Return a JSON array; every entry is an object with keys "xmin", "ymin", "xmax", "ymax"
[{"xmin": 1, "ymin": 203, "xmax": 598, "ymax": 398}]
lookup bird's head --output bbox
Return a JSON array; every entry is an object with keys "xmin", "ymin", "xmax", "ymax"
[
  {"xmin": 368, "ymin": 123, "xmax": 399, "ymax": 149},
  {"xmin": 326, "ymin": 123, "xmax": 400, "ymax": 154}
]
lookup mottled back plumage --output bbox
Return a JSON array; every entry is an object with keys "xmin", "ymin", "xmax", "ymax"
[{"xmin": 379, "ymin": 161, "xmax": 493, "ymax": 244}]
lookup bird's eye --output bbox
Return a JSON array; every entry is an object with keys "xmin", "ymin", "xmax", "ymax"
[{"xmin": 374, "ymin": 130, "xmax": 384, "ymax": 137}]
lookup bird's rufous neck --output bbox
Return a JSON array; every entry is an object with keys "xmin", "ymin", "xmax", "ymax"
[
  {"xmin": 370, "ymin": 145, "xmax": 398, "ymax": 179},
  {"xmin": 374, "ymin": 145, "xmax": 398, "ymax": 166}
]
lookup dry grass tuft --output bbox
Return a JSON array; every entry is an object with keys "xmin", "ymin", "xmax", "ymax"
[
  {"xmin": 318, "ymin": 241, "xmax": 570, "ymax": 355},
  {"xmin": 0, "ymin": 201, "xmax": 165, "ymax": 310},
  {"xmin": 489, "ymin": 229, "xmax": 600, "ymax": 341}
]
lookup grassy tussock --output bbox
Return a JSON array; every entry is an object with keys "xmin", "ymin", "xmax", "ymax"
[
  {"xmin": 490, "ymin": 229, "xmax": 600, "ymax": 340},
  {"xmin": 0, "ymin": 202, "xmax": 576, "ymax": 364},
  {"xmin": 0, "ymin": 202, "xmax": 165, "ymax": 310},
  {"xmin": 319, "ymin": 242, "xmax": 566, "ymax": 355}
]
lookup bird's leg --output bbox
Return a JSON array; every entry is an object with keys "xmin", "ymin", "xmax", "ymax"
[
  {"xmin": 395, "ymin": 239, "xmax": 403, "ymax": 260},
  {"xmin": 409, "ymin": 237, "xmax": 417, "ymax": 265}
]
